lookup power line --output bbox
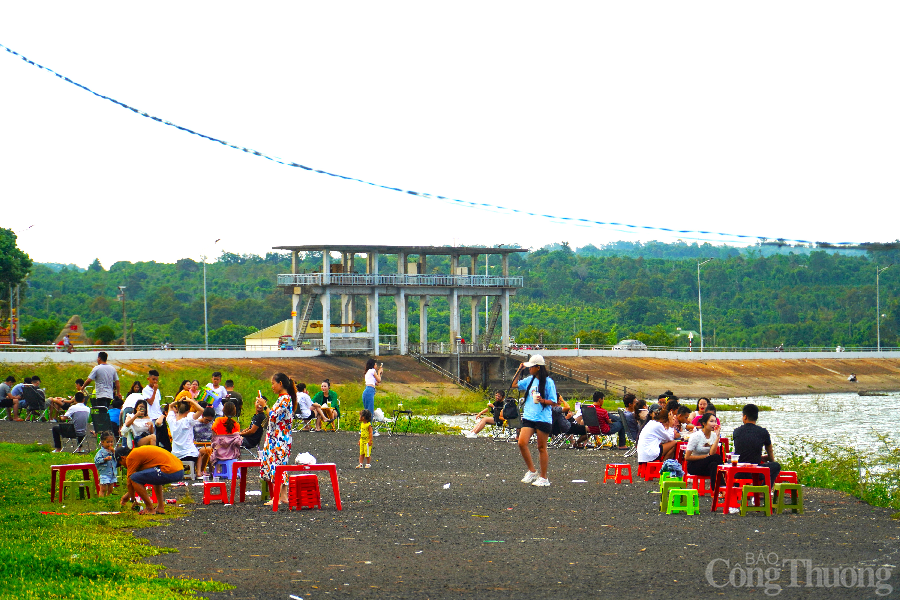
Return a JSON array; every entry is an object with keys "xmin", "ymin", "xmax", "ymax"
[{"xmin": 2, "ymin": 42, "xmax": 895, "ymax": 251}]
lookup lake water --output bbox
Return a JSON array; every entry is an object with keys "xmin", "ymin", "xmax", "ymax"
[{"xmin": 436, "ymin": 392, "xmax": 900, "ymax": 457}]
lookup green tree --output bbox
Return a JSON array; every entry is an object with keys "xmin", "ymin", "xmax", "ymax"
[
  {"xmin": 93, "ymin": 325, "xmax": 118, "ymax": 344},
  {"xmin": 0, "ymin": 228, "xmax": 33, "ymax": 323},
  {"xmin": 22, "ymin": 318, "xmax": 61, "ymax": 344},
  {"xmin": 209, "ymin": 322, "xmax": 258, "ymax": 345}
]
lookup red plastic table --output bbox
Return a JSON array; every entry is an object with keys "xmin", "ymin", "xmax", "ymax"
[
  {"xmin": 712, "ymin": 464, "xmax": 772, "ymax": 514},
  {"xmin": 272, "ymin": 463, "xmax": 342, "ymax": 512},
  {"xmin": 50, "ymin": 463, "xmax": 100, "ymax": 502},
  {"xmin": 230, "ymin": 460, "xmax": 262, "ymax": 504}
]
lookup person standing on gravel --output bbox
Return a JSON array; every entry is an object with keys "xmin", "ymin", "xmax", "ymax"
[
  {"xmin": 260, "ymin": 373, "xmax": 297, "ymax": 507},
  {"xmin": 513, "ymin": 355, "xmax": 557, "ymax": 487},
  {"xmin": 83, "ymin": 351, "xmax": 120, "ymax": 409},
  {"xmin": 362, "ymin": 358, "xmax": 383, "ymax": 416}
]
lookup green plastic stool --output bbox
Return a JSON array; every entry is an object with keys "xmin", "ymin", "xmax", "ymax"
[
  {"xmin": 666, "ymin": 488, "xmax": 700, "ymax": 514},
  {"xmin": 62, "ymin": 478, "xmax": 92, "ymax": 500},
  {"xmin": 660, "ymin": 479, "xmax": 687, "ymax": 512},
  {"xmin": 658, "ymin": 471, "xmax": 681, "ymax": 492},
  {"xmin": 773, "ymin": 483, "xmax": 804, "ymax": 514},
  {"xmin": 740, "ymin": 485, "xmax": 771, "ymax": 516}
]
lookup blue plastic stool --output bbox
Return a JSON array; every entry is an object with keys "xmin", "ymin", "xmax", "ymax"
[{"xmin": 211, "ymin": 459, "xmax": 235, "ymax": 481}]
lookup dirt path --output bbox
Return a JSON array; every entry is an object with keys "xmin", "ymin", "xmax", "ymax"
[
  {"xmin": 121, "ymin": 431, "xmax": 900, "ymax": 599},
  {"xmin": 2, "ymin": 421, "xmax": 897, "ymax": 598}
]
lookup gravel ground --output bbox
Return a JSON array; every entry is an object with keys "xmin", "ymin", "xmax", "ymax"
[{"xmin": 4, "ymin": 420, "xmax": 900, "ymax": 599}]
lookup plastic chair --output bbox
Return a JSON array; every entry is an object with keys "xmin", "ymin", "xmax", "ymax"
[
  {"xmin": 181, "ymin": 460, "xmax": 197, "ymax": 481},
  {"xmin": 773, "ymin": 483, "xmax": 804, "ymax": 514},
  {"xmin": 684, "ymin": 474, "xmax": 713, "ymax": 497},
  {"xmin": 203, "ymin": 480, "xmax": 231, "ymax": 504},
  {"xmin": 603, "ymin": 463, "xmax": 633, "ymax": 484},
  {"xmin": 660, "ymin": 479, "xmax": 687, "ymax": 512},
  {"xmin": 740, "ymin": 485, "xmax": 772, "ymax": 516},
  {"xmin": 211, "ymin": 459, "xmax": 235, "ymax": 481},
  {"xmin": 288, "ymin": 474, "xmax": 321, "ymax": 510},
  {"xmin": 666, "ymin": 488, "xmax": 700, "ymax": 515},
  {"xmin": 641, "ymin": 461, "xmax": 663, "ymax": 481}
]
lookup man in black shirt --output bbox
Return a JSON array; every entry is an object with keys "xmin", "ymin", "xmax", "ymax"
[
  {"xmin": 225, "ymin": 379, "xmax": 243, "ymax": 417},
  {"xmin": 732, "ymin": 403, "xmax": 781, "ymax": 484}
]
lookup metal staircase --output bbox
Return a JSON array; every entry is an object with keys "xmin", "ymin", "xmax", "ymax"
[
  {"xmin": 479, "ymin": 298, "xmax": 502, "ymax": 348},
  {"xmin": 410, "ymin": 352, "xmax": 480, "ymax": 392},
  {"xmin": 294, "ymin": 293, "xmax": 319, "ymax": 340}
]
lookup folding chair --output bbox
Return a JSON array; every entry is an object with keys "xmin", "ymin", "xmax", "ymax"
[
  {"xmin": 291, "ymin": 413, "xmax": 316, "ymax": 433},
  {"xmin": 580, "ymin": 405, "xmax": 617, "ymax": 449},
  {"xmin": 618, "ymin": 408, "xmax": 638, "ymax": 458},
  {"xmin": 91, "ymin": 409, "xmax": 117, "ymax": 446},
  {"xmin": 58, "ymin": 422, "xmax": 90, "ymax": 453},
  {"xmin": 22, "ymin": 386, "xmax": 48, "ymax": 422}
]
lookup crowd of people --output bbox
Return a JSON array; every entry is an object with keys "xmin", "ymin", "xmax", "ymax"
[
  {"xmin": 459, "ymin": 355, "xmax": 781, "ymax": 493},
  {"xmin": 5, "ymin": 350, "xmax": 783, "ymax": 513}
]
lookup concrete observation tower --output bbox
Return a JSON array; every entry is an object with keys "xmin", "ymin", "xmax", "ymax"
[{"xmin": 274, "ymin": 245, "xmax": 525, "ymax": 357}]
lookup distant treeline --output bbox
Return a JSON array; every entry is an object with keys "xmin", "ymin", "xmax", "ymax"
[{"xmin": 16, "ymin": 240, "xmax": 900, "ymax": 349}]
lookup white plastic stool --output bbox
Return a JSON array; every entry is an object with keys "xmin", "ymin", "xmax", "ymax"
[{"xmin": 182, "ymin": 460, "xmax": 196, "ymax": 480}]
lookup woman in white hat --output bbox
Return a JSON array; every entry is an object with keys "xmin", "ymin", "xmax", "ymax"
[{"xmin": 513, "ymin": 354, "xmax": 557, "ymax": 487}]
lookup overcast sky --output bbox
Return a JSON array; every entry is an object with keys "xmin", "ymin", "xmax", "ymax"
[{"xmin": 2, "ymin": 1, "xmax": 898, "ymax": 269}]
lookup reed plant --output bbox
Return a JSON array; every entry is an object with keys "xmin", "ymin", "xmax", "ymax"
[{"xmin": 782, "ymin": 433, "xmax": 900, "ymax": 511}]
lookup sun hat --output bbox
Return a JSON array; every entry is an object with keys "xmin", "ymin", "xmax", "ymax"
[{"xmin": 523, "ymin": 354, "xmax": 546, "ymax": 367}]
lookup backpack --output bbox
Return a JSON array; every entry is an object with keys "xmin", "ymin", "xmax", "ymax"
[{"xmin": 502, "ymin": 399, "xmax": 519, "ymax": 421}]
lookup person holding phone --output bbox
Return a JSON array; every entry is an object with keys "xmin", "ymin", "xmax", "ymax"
[
  {"xmin": 512, "ymin": 355, "xmax": 557, "ymax": 487},
  {"xmin": 362, "ymin": 358, "xmax": 383, "ymax": 417}
]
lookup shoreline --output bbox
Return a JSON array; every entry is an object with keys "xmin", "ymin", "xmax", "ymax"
[{"xmin": 550, "ymin": 356, "xmax": 900, "ymax": 398}]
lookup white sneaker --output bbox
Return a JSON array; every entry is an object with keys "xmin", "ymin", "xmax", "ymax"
[
  {"xmin": 532, "ymin": 477, "xmax": 550, "ymax": 487},
  {"xmin": 521, "ymin": 470, "xmax": 539, "ymax": 484},
  {"xmin": 465, "ymin": 432, "xmax": 478, "ymax": 439}
]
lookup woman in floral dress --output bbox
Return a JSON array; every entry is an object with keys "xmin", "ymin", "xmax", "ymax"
[{"xmin": 260, "ymin": 372, "xmax": 297, "ymax": 506}]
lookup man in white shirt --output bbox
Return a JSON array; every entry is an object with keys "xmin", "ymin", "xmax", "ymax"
[
  {"xmin": 83, "ymin": 351, "xmax": 120, "ymax": 409},
  {"xmin": 142, "ymin": 369, "xmax": 164, "ymax": 420},
  {"xmin": 51, "ymin": 392, "xmax": 91, "ymax": 452},
  {"xmin": 204, "ymin": 371, "xmax": 228, "ymax": 417}
]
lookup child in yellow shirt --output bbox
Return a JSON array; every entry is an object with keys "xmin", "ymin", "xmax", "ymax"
[{"xmin": 357, "ymin": 409, "xmax": 373, "ymax": 469}]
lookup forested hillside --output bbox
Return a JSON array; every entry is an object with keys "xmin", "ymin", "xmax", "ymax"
[{"xmin": 13, "ymin": 242, "xmax": 900, "ymax": 349}]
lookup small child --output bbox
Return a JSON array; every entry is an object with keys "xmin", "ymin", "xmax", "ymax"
[
  {"xmin": 94, "ymin": 431, "xmax": 118, "ymax": 496},
  {"xmin": 357, "ymin": 409, "xmax": 373, "ymax": 469},
  {"xmin": 108, "ymin": 398, "xmax": 123, "ymax": 436}
]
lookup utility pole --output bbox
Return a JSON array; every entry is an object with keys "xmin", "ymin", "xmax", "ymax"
[
  {"xmin": 117, "ymin": 286, "xmax": 127, "ymax": 348},
  {"xmin": 698, "ymin": 259, "xmax": 714, "ymax": 352}
]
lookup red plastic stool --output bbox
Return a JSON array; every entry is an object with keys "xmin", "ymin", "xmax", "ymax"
[
  {"xmin": 288, "ymin": 474, "xmax": 321, "ymax": 510},
  {"xmin": 775, "ymin": 471, "xmax": 798, "ymax": 484},
  {"xmin": 641, "ymin": 461, "xmax": 663, "ymax": 481},
  {"xmin": 603, "ymin": 463, "xmax": 633, "ymax": 484},
  {"xmin": 684, "ymin": 474, "xmax": 713, "ymax": 497},
  {"xmin": 203, "ymin": 480, "xmax": 231, "ymax": 505}
]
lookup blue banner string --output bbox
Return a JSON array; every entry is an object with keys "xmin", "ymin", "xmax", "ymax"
[{"xmin": 1, "ymin": 42, "xmax": 891, "ymax": 250}]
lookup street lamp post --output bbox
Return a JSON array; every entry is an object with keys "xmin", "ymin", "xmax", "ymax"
[
  {"xmin": 698, "ymin": 259, "xmax": 714, "ymax": 352},
  {"xmin": 201, "ymin": 255, "xmax": 208, "ymax": 350},
  {"xmin": 46, "ymin": 294, "xmax": 52, "ymax": 314},
  {"xmin": 877, "ymin": 265, "xmax": 891, "ymax": 351},
  {"xmin": 117, "ymin": 286, "xmax": 127, "ymax": 349}
]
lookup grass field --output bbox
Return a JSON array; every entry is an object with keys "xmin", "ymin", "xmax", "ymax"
[{"xmin": 0, "ymin": 442, "xmax": 231, "ymax": 600}]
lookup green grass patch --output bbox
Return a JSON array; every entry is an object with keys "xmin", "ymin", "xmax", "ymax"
[
  {"xmin": 782, "ymin": 433, "xmax": 900, "ymax": 510},
  {"xmin": 0, "ymin": 442, "xmax": 231, "ymax": 600}
]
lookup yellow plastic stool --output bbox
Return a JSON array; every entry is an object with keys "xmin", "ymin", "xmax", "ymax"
[
  {"xmin": 773, "ymin": 483, "xmax": 804, "ymax": 514},
  {"xmin": 740, "ymin": 485, "xmax": 771, "ymax": 516},
  {"xmin": 658, "ymin": 471, "xmax": 681, "ymax": 492},
  {"xmin": 660, "ymin": 479, "xmax": 686, "ymax": 512},
  {"xmin": 666, "ymin": 488, "xmax": 700, "ymax": 515}
]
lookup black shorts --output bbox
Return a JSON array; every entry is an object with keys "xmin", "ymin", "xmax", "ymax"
[{"xmin": 521, "ymin": 419, "xmax": 552, "ymax": 435}]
